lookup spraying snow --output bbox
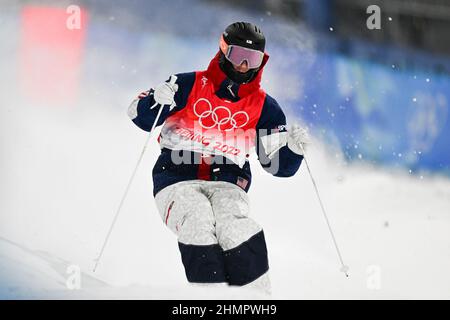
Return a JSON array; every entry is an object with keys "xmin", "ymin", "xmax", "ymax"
[{"xmin": 1, "ymin": 1, "xmax": 449, "ymax": 299}]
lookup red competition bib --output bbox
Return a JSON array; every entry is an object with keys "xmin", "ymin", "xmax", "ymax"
[{"xmin": 160, "ymin": 72, "xmax": 266, "ymax": 167}]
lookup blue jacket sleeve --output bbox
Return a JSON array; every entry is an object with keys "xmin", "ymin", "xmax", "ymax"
[
  {"xmin": 256, "ymin": 94, "xmax": 303, "ymax": 177},
  {"xmin": 128, "ymin": 72, "xmax": 196, "ymax": 132}
]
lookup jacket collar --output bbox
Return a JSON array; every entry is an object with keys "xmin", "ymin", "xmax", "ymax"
[{"xmin": 204, "ymin": 51, "xmax": 269, "ymax": 99}]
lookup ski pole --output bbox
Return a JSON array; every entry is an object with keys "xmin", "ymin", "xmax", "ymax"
[
  {"xmin": 93, "ymin": 76, "xmax": 176, "ymax": 273},
  {"xmin": 299, "ymin": 143, "xmax": 350, "ymax": 278}
]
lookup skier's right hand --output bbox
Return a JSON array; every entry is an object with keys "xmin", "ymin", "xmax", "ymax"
[{"xmin": 153, "ymin": 79, "xmax": 178, "ymax": 110}]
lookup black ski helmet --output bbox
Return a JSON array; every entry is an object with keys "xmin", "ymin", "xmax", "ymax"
[{"xmin": 219, "ymin": 22, "xmax": 266, "ymax": 84}]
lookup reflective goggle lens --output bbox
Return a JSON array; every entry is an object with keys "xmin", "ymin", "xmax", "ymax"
[{"xmin": 225, "ymin": 45, "xmax": 264, "ymax": 69}]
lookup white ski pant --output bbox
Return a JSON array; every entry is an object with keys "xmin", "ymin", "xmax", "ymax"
[{"xmin": 154, "ymin": 180, "xmax": 269, "ymax": 285}]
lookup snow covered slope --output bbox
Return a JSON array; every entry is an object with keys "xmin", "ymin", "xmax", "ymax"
[
  {"xmin": 0, "ymin": 3, "xmax": 449, "ymax": 299},
  {"xmin": 1, "ymin": 101, "xmax": 449, "ymax": 299}
]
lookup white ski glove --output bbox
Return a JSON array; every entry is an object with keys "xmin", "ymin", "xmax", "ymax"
[
  {"xmin": 153, "ymin": 77, "xmax": 179, "ymax": 111},
  {"xmin": 287, "ymin": 125, "xmax": 310, "ymax": 156}
]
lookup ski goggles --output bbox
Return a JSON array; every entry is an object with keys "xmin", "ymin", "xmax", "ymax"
[{"xmin": 220, "ymin": 36, "xmax": 264, "ymax": 69}]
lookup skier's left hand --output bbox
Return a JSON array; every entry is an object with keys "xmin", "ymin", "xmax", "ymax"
[{"xmin": 287, "ymin": 124, "xmax": 310, "ymax": 155}]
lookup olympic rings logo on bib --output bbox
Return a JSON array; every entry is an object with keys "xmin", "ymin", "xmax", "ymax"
[{"xmin": 193, "ymin": 98, "xmax": 249, "ymax": 131}]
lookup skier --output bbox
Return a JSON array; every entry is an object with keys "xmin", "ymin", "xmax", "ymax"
[{"xmin": 128, "ymin": 22, "xmax": 309, "ymax": 293}]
